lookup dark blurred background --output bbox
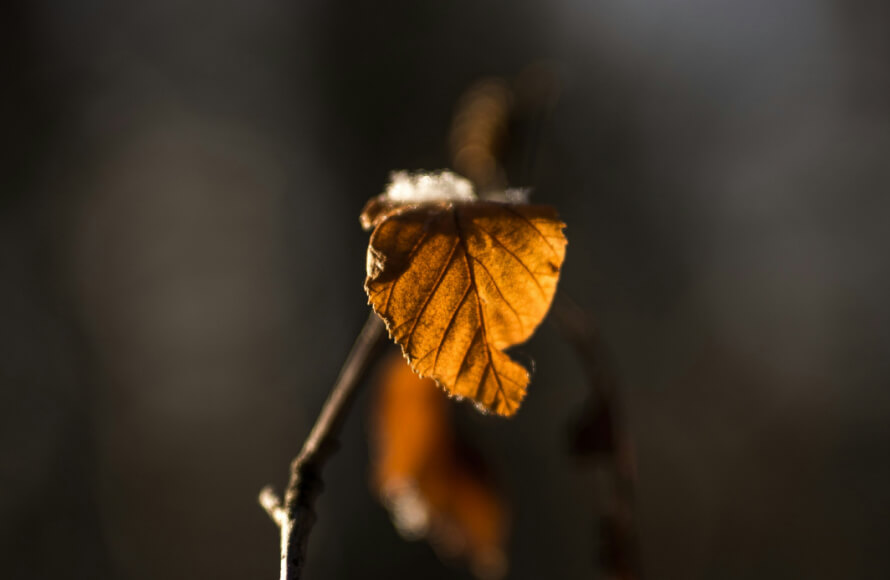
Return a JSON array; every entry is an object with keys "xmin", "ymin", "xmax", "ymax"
[{"xmin": 2, "ymin": 1, "xmax": 889, "ymax": 578}]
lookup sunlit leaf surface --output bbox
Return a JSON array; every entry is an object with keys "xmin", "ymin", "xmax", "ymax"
[{"xmin": 363, "ymin": 178, "xmax": 566, "ymax": 415}]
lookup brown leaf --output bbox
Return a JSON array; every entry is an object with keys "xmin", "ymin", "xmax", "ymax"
[
  {"xmin": 371, "ymin": 352, "xmax": 508, "ymax": 579},
  {"xmin": 372, "ymin": 351, "xmax": 452, "ymax": 498},
  {"xmin": 362, "ymin": 184, "xmax": 566, "ymax": 416}
]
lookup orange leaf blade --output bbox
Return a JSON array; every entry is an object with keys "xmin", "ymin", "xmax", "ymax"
[
  {"xmin": 371, "ymin": 353, "xmax": 509, "ymax": 579},
  {"xmin": 365, "ymin": 201, "xmax": 566, "ymax": 416}
]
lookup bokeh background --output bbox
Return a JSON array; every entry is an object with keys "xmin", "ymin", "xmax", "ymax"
[{"xmin": 2, "ymin": 1, "xmax": 889, "ymax": 578}]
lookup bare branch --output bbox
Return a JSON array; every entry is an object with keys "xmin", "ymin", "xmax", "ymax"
[
  {"xmin": 260, "ymin": 312, "xmax": 386, "ymax": 580},
  {"xmin": 449, "ymin": 69, "xmax": 640, "ymax": 578},
  {"xmin": 551, "ymin": 293, "xmax": 642, "ymax": 580}
]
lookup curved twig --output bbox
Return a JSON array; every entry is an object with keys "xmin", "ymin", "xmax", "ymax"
[{"xmin": 550, "ymin": 293, "xmax": 641, "ymax": 580}]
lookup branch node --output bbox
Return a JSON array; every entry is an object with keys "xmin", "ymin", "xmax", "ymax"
[
  {"xmin": 260, "ymin": 313, "xmax": 386, "ymax": 580},
  {"xmin": 259, "ymin": 486, "xmax": 286, "ymax": 527}
]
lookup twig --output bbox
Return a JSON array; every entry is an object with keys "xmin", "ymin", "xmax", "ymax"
[
  {"xmin": 260, "ymin": 312, "xmax": 387, "ymax": 580},
  {"xmin": 550, "ymin": 293, "xmax": 641, "ymax": 580},
  {"xmin": 450, "ymin": 70, "xmax": 640, "ymax": 577}
]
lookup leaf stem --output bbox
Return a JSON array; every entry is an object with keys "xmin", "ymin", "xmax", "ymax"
[{"xmin": 259, "ymin": 312, "xmax": 387, "ymax": 580}]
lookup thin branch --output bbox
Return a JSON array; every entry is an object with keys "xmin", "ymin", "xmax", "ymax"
[
  {"xmin": 260, "ymin": 312, "xmax": 387, "ymax": 580},
  {"xmin": 451, "ymin": 69, "xmax": 640, "ymax": 577},
  {"xmin": 515, "ymin": 63, "xmax": 561, "ymax": 187},
  {"xmin": 550, "ymin": 293, "xmax": 641, "ymax": 580},
  {"xmin": 550, "ymin": 294, "xmax": 622, "ymax": 406}
]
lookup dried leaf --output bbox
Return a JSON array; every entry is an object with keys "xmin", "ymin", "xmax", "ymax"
[
  {"xmin": 372, "ymin": 352, "xmax": 508, "ymax": 579},
  {"xmin": 362, "ymin": 171, "xmax": 567, "ymax": 416},
  {"xmin": 372, "ymin": 351, "xmax": 452, "ymax": 503}
]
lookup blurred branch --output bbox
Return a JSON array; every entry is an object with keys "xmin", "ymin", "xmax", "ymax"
[
  {"xmin": 513, "ymin": 62, "xmax": 562, "ymax": 186},
  {"xmin": 550, "ymin": 294, "xmax": 641, "ymax": 580},
  {"xmin": 449, "ymin": 78, "xmax": 513, "ymax": 193},
  {"xmin": 260, "ymin": 312, "xmax": 386, "ymax": 580},
  {"xmin": 448, "ymin": 63, "xmax": 561, "ymax": 191},
  {"xmin": 454, "ymin": 67, "xmax": 639, "ymax": 578}
]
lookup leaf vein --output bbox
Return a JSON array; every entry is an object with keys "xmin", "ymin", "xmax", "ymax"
[
  {"xmin": 503, "ymin": 205, "xmax": 562, "ymax": 260},
  {"xmin": 454, "ymin": 210, "xmax": 511, "ymax": 409},
  {"xmin": 433, "ymin": 277, "xmax": 472, "ymax": 374},
  {"xmin": 469, "ymin": 254, "xmax": 525, "ymax": 335},
  {"xmin": 472, "ymin": 222, "xmax": 547, "ymax": 299},
  {"xmin": 404, "ymin": 236, "xmax": 460, "ymax": 353},
  {"xmin": 454, "ymin": 327, "xmax": 481, "ymax": 387},
  {"xmin": 384, "ymin": 222, "xmax": 433, "ymax": 316}
]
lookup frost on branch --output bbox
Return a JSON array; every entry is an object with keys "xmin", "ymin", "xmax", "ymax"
[
  {"xmin": 385, "ymin": 170, "xmax": 477, "ymax": 203},
  {"xmin": 362, "ymin": 170, "xmax": 476, "ymax": 231}
]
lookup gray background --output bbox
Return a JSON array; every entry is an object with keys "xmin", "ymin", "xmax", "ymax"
[{"xmin": 2, "ymin": 0, "xmax": 889, "ymax": 578}]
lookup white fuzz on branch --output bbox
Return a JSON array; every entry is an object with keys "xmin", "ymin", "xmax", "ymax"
[{"xmin": 385, "ymin": 170, "xmax": 477, "ymax": 203}]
